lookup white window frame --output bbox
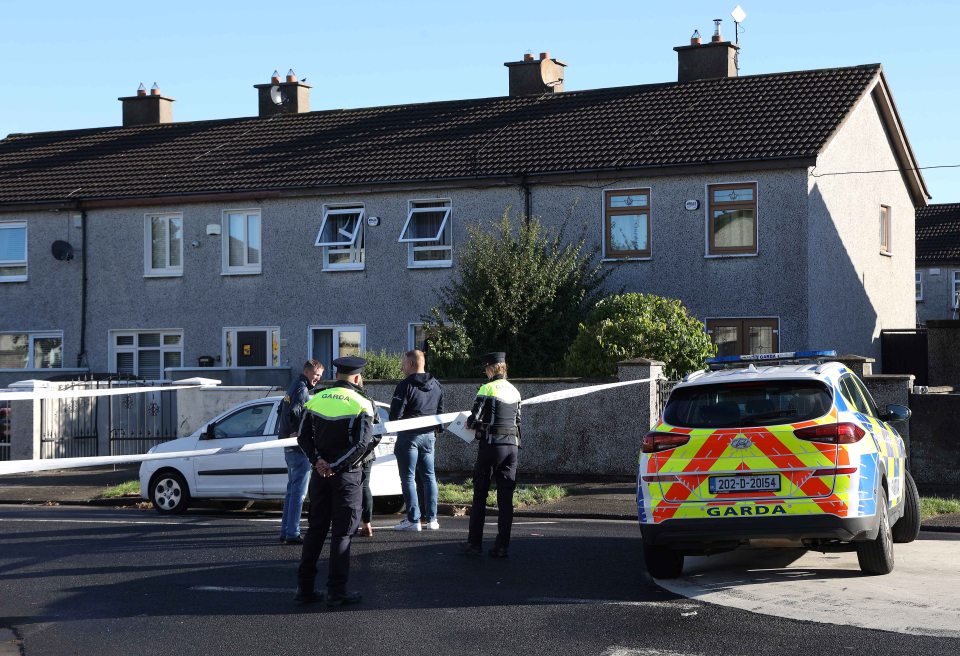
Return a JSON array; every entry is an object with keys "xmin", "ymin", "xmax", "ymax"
[
  {"xmin": 704, "ymin": 181, "xmax": 759, "ymax": 258},
  {"xmin": 915, "ymin": 271, "xmax": 923, "ymax": 302},
  {"xmin": 109, "ymin": 329, "xmax": 183, "ymax": 380},
  {"xmin": 400, "ymin": 199, "xmax": 453, "ymax": 268},
  {"xmin": 221, "ymin": 209, "xmax": 262, "ymax": 275},
  {"xmin": 308, "ymin": 325, "xmax": 367, "ymax": 377},
  {"xmin": 880, "ymin": 205, "xmax": 892, "ymax": 255},
  {"xmin": 222, "ymin": 326, "xmax": 280, "ymax": 368},
  {"xmin": 316, "ymin": 204, "xmax": 365, "ymax": 271},
  {"xmin": 0, "ymin": 221, "xmax": 28, "ymax": 282},
  {"xmin": 952, "ymin": 271, "xmax": 960, "ymax": 309},
  {"xmin": 0, "ymin": 330, "xmax": 63, "ymax": 370},
  {"xmin": 144, "ymin": 213, "xmax": 184, "ymax": 277},
  {"xmin": 408, "ymin": 322, "xmax": 427, "ymax": 351}
]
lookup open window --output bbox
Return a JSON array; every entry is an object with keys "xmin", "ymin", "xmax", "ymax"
[
  {"xmin": 316, "ymin": 205, "xmax": 364, "ymax": 270},
  {"xmin": 400, "ymin": 200, "xmax": 452, "ymax": 267}
]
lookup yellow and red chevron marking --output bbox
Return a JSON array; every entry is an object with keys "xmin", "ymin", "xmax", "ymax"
[{"xmin": 646, "ymin": 411, "xmax": 850, "ymax": 523}]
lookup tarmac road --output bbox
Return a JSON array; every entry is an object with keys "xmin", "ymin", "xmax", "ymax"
[{"xmin": 1, "ymin": 505, "xmax": 958, "ymax": 656}]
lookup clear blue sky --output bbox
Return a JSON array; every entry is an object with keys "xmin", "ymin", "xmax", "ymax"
[{"xmin": 1, "ymin": 0, "xmax": 957, "ymax": 202}]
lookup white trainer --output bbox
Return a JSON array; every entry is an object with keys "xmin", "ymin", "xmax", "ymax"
[
  {"xmin": 394, "ymin": 519, "xmax": 422, "ymax": 532},
  {"xmin": 424, "ymin": 520, "xmax": 440, "ymax": 530}
]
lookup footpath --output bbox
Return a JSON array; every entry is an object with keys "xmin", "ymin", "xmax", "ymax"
[{"xmin": 0, "ymin": 465, "xmax": 958, "ymax": 531}]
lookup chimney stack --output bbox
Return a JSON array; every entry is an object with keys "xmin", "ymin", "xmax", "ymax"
[
  {"xmin": 673, "ymin": 22, "xmax": 739, "ymax": 83},
  {"xmin": 118, "ymin": 82, "xmax": 174, "ymax": 126},
  {"xmin": 254, "ymin": 68, "xmax": 311, "ymax": 118},
  {"xmin": 504, "ymin": 52, "xmax": 566, "ymax": 96}
]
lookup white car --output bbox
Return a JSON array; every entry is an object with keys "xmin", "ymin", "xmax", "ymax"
[{"xmin": 139, "ymin": 396, "xmax": 403, "ymax": 514}]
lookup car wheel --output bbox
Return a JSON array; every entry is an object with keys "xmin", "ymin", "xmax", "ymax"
[
  {"xmin": 150, "ymin": 470, "xmax": 191, "ymax": 515},
  {"xmin": 373, "ymin": 495, "xmax": 405, "ymax": 515},
  {"xmin": 892, "ymin": 470, "xmax": 921, "ymax": 544},
  {"xmin": 857, "ymin": 489, "xmax": 894, "ymax": 575},
  {"xmin": 643, "ymin": 543, "xmax": 684, "ymax": 579}
]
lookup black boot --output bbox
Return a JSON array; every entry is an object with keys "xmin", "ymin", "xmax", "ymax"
[{"xmin": 326, "ymin": 590, "xmax": 362, "ymax": 607}]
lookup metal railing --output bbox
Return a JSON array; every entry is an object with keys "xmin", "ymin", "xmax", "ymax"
[
  {"xmin": 656, "ymin": 378, "xmax": 679, "ymax": 421},
  {"xmin": 107, "ymin": 382, "xmax": 178, "ymax": 455}
]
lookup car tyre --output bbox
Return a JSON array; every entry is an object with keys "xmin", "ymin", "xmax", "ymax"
[
  {"xmin": 892, "ymin": 470, "xmax": 921, "ymax": 544},
  {"xmin": 373, "ymin": 495, "xmax": 405, "ymax": 515},
  {"xmin": 643, "ymin": 544, "xmax": 684, "ymax": 579},
  {"xmin": 150, "ymin": 470, "xmax": 191, "ymax": 515},
  {"xmin": 857, "ymin": 489, "xmax": 894, "ymax": 575}
]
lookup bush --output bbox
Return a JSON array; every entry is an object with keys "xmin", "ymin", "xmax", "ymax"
[
  {"xmin": 565, "ymin": 293, "xmax": 716, "ymax": 380},
  {"xmin": 425, "ymin": 211, "xmax": 608, "ymax": 377},
  {"xmin": 359, "ymin": 349, "xmax": 405, "ymax": 380}
]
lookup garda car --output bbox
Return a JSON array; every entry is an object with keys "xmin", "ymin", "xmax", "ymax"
[
  {"xmin": 638, "ymin": 351, "xmax": 918, "ymax": 578},
  {"xmin": 139, "ymin": 397, "xmax": 402, "ymax": 514}
]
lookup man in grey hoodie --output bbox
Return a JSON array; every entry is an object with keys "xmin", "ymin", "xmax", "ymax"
[{"xmin": 389, "ymin": 349, "xmax": 443, "ymax": 531}]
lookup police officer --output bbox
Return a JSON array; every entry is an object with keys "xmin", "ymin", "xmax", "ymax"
[
  {"xmin": 461, "ymin": 352, "xmax": 521, "ymax": 558},
  {"xmin": 295, "ymin": 356, "xmax": 378, "ymax": 606}
]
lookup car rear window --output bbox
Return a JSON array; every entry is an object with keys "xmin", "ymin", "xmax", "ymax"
[{"xmin": 663, "ymin": 380, "xmax": 833, "ymax": 428}]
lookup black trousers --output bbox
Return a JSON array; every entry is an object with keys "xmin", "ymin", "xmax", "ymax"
[
  {"xmin": 360, "ymin": 461, "xmax": 372, "ymax": 524},
  {"xmin": 297, "ymin": 468, "xmax": 362, "ymax": 595},
  {"xmin": 468, "ymin": 442, "xmax": 519, "ymax": 549}
]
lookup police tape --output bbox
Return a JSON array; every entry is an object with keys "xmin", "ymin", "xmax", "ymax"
[
  {"xmin": 0, "ymin": 375, "xmax": 661, "ymax": 476},
  {"xmin": 0, "ymin": 377, "xmax": 222, "ymax": 401}
]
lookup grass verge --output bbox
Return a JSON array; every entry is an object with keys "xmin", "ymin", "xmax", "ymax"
[
  {"xmin": 438, "ymin": 480, "xmax": 569, "ymax": 508},
  {"xmin": 920, "ymin": 496, "xmax": 960, "ymax": 521},
  {"xmin": 98, "ymin": 480, "xmax": 140, "ymax": 498}
]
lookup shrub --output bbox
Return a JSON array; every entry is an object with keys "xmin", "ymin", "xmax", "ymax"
[
  {"xmin": 359, "ymin": 349, "xmax": 405, "ymax": 380},
  {"xmin": 565, "ymin": 293, "xmax": 716, "ymax": 380}
]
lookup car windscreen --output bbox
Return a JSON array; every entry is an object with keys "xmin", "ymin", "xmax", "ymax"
[{"xmin": 663, "ymin": 380, "xmax": 833, "ymax": 429}]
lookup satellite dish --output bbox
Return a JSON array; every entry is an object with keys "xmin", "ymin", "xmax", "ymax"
[
  {"xmin": 269, "ymin": 85, "xmax": 288, "ymax": 106},
  {"xmin": 51, "ymin": 240, "xmax": 74, "ymax": 261}
]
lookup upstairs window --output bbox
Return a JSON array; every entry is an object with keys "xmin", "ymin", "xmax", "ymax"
[
  {"xmin": 316, "ymin": 204, "xmax": 364, "ymax": 270},
  {"xmin": 953, "ymin": 271, "xmax": 960, "ymax": 309},
  {"xmin": 0, "ymin": 222, "xmax": 27, "ymax": 282},
  {"xmin": 224, "ymin": 327, "xmax": 280, "ymax": 367},
  {"xmin": 707, "ymin": 183, "xmax": 757, "ymax": 256},
  {"xmin": 222, "ymin": 210, "xmax": 262, "ymax": 274},
  {"xmin": 915, "ymin": 271, "xmax": 923, "ymax": 301},
  {"xmin": 603, "ymin": 189, "xmax": 651, "ymax": 259},
  {"xmin": 400, "ymin": 199, "xmax": 452, "ymax": 268},
  {"xmin": 0, "ymin": 331, "xmax": 62, "ymax": 369},
  {"xmin": 880, "ymin": 205, "xmax": 892, "ymax": 255},
  {"xmin": 144, "ymin": 213, "xmax": 183, "ymax": 276}
]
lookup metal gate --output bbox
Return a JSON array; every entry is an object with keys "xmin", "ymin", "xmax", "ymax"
[
  {"xmin": 38, "ymin": 377, "xmax": 178, "ymax": 459},
  {"xmin": 40, "ymin": 382, "xmax": 99, "ymax": 459},
  {"xmin": 108, "ymin": 382, "xmax": 178, "ymax": 455},
  {"xmin": 0, "ymin": 401, "xmax": 10, "ymax": 461},
  {"xmin": 880, "ymin": 329, "xmax": 928, "ymax": 386},
  {"xmin": 656, "ymin": 379, "xmax": 679, "ymax": 421}
]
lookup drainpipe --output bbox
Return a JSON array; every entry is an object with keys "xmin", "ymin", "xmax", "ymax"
[
  {"xmin": 522, "ymin": 177, "xmax": 532, "ymax": 225},
  {"xmin": 76, "ymin": 209, "xmax": 88, "ymax": 369}
]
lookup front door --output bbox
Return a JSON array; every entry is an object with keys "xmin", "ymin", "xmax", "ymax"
[{"xmin": 309, "ymin": 325, "xmax": 365, "ymax": 380}]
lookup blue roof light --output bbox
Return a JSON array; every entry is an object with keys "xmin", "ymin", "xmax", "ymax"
[{"xmin": 706, "ymin": 350, "xmax": 837, "ymax": 365}]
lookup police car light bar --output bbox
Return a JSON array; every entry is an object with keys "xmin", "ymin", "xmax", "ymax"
[{"xmin": 706, "ymin": 350, "xmax": 837, "ymax": 365}]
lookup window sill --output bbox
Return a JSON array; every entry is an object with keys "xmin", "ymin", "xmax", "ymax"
[
  {"xmin": 408, "ymin": 262, "xmax": 453, "ymax": 269},
  {"xmin": 0, "ymin": 276, "xmax": 28, "ymax": 283},
  {"xmin": 144, "ymin": 271, "xmax": 184, "ymax": 278},
  {"xmin": 221, "ymin": 269, "xmax": 262, "ymax": 276},
  {"xmin": 880, "ymin": 251, "xmax": 893, "ymax": 258},
  {"xmin": 323, "ymin": 264, "xmax": 365, "ymax": 272},
  {"xmin": 704, "ymin": 252, "xmax": 758, "ymax": 259},
  {"xmin": 602, "ymin": 257, "xmax": 652, "ymax": 263}
]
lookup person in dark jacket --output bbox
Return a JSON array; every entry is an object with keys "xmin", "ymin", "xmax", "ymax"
[
  {"xmin": 389, "ymin": 349, "xmax": 443, "ymax": 531},
  {"xmin": 295, "ymin": 356, "xmax": 378, "ymax": 607},
  {"xmin": 277, "ymin": 359, "xmax": 323, "ymax": 545},
  {"xmin": 461, "ymin": 352, "xmax": 521, "ymax": 558}
]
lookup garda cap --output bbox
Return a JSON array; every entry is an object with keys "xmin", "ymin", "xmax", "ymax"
[
  {"xmin": 333, "ymin": 356, "xmax": 367, "ymax": 375},
  {"xmin": 480, "ymin": 352, "xmax": 507, "ymax": 366}
]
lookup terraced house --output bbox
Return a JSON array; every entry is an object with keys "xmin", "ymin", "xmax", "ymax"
[{"xmin": 0, "ymin": 33, "xmax": 929, "ymax": 387}]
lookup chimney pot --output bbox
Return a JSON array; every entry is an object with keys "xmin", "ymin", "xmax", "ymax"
[
  {"xmin": 690, "ymin": 29, "xmax": 702, "ymax": 45},
  {"xmin": 523, "ymin": 52, "xmax": 535, "ymax": 62},
  {"xmin": 150, "ymin": 82, "xmax": 160, "ymax": 96},
  {"xmin": 539, "ymin": 51, "xmax": 550, "ymax": 61},
  {"xmin": 712, "ymin": 18, "xmax": 723, "ymax": 42},
  {"xmin": 271, "ymin": 69, "xmax": 281, "ymax": 83},
  {"xmin": 137, "ymin": 82, "xmax": 147, "ymax": 96},
  {"xmin": 286, "ymin": 68, "xmax": 297, "ymax": 82}
]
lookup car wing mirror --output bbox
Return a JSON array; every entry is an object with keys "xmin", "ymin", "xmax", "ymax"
[
  {"xmin": 879, "ymin": 404, "xmax": 911, "ymax": 424},
  {"xmin": 200, "ymin": 423, "xmax": 214, "ymax": 440}
]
